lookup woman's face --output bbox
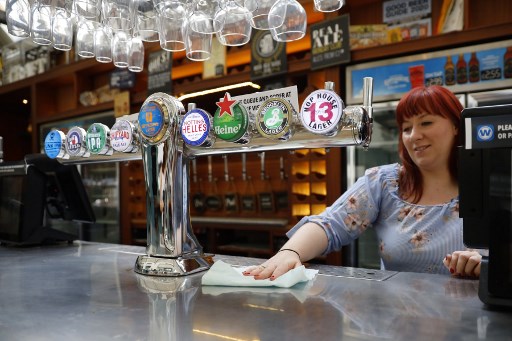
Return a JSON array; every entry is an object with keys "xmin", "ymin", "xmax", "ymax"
[{"xmin": 401, "ymin": 112, "xmax": 457, "ymax": 172}]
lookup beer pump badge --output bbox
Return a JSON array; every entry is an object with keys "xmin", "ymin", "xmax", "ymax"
[
  {"xmin": 86, "ymin": 123, "xmax": 110, "ymax": 155},
  {"xmin": 181, "ymin": 108, "xmax": 211, "ymax": 146},
  {"xmin": 213, "ymin": 93, "xmax": 249, "ymax": 143},
  {"xmin": 66, "ymin": 126, "xmax": 88, "ymax": 157},
  {"xmin": 139, "ymin": 100, "xmax": 165, "ymax": 140},
  {"xmin": 111, "ymin": 119, "xmax": 138, "ymax": 153},
  {"xmin": 299, "ymin": 89, "xmax": 344, "ymax": 136},
  {"xmin": 256, "ymin": 97, "xmax": 293, "ymax": 140},
  {"xmin": 44, "ymin": 130, "xmax": 66, "ymax": 159}
]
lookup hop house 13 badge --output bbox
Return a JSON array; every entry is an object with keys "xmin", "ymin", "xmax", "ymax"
[
  {"xmin": 213, "ymin": 93, "xmax": 250, "ymax": 144},
  {"xmin": 256, "ymin": 98, "xmax": 294, "ymax": 141},
  {"xmin": 299, "ymin": 88, "xmax": 344, "ymax": 136}
]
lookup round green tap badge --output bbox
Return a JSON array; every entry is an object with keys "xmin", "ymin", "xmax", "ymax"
[
  {"xmin": 256, "ymin": 97, "xmax": 293, "ymax": 140},
  {"xmin": 86, "ymin": 123, "xmax": 108, "ymax": 154},
  {"xmin": 213, "ymin": 93, "xmax": 249, "ymax": 143}
]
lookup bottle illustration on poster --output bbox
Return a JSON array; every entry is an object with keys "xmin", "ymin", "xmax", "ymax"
[
  {"xmin": 505, "ymin": 47, "xmax": 512, "ymax": 79},
  {"xmin": 444, "ymin": 55, "xmax": 456, "ymax": 86},
  {"xmin": 469, "ymin": 52, "xmax": 480, "ymax": 83},
  {"xmin": 456, "ymin": 53, "xmax": 468, "ymax": 84}
]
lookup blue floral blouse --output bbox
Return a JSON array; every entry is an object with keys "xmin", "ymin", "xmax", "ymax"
[{"xmin": 288, "ymin": 163, "xmax": 464, "ymax": 274}]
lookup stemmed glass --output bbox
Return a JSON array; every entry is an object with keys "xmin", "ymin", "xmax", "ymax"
[
  {"xmin": 155, "ymin": 0, "xmax": 187, "ymax": 51},
  {"xmin": 73, "ymin": 0, "xmax": 102, "ymax": 21},
  {"xmin": 76, "ymin": 19, "xmax": 99, "ymax": 57},
  {"xmin": 112, "ymin": 30, "xmax": 131, "ymax": 67},
  {"xmin": 94, "ymin": 24, "xmax": 113, "ymax": 63},
  {"xmin": 187, "ymin": 0, "xmax": 224, "ymax": 35},
  {"xmin": 268, "ymin": 0, "xmax": 307, "ymax": 42},
  {"xmin": 101, "ymin": 0, "xmax": 137, "ymax": 32},
  {"xmin": 6, "ymin": 0, "xmax": 32, "ymax": 37},
  {"xmin": 215, "ymin": 0, "xmax": 252, "ymax": 46},
  {"xmin": 182, "ymin": 18, "xmax": 212, "ymax": 61},
  {"xmin": 134, "ymin": 0, "xmax": 159, "ymax": 42},
  {"xmin": 128, "ymin": 36, "xmax": 145, "ymax": 72},
  {"xmin": 244, "ymin": 0, "xmax": 279, "ymax": 30},
  {"xmin": 52, "ymin": 0, "xmax": 75, "ymax": 50},
  {"xmin": 313, "ymin": 0, "xmax": 345, "ymax": 12},
  {"xmin": 30, "ymin": 0, "xmax": 53, "ymax": 45}
]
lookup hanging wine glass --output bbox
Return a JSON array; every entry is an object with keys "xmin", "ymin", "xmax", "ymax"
[
  {"xmin": 314, "ymin": 0, "xmax": 345, "ymax": 12},
  {"xmin": 6, "ymin": 0, "xmax": 32, "ymax": 37},
  {"xmin": 128, "ymin": 35, "xmax": 145, "ymax": 72},
  {"xmin": 154, "ymin": 0, "xmax": 187, "ymax": 51},
  {"xmin": 52, "ymin": 0, "xmax": 75, "ymax": 51},
  {"xmin": 182, "ymin": 18, "xmax": 213, "ymax": 61},
  {"xmin": 244, "ymin": 0, "xmax": 279, "ymax": 30},
  {"xmin": 76, "ymin": 19, "xmax": 99, "ymax": 58},
  {"xmin": 268, "ymin": 0, "xmax": 306, "ymax": 42},
  {"xmin": 112, "ymin": 30, "xmax": 131, "ymax": 67},
  {"xmin": 187, "ymin": 0, "xmax": 224, "ymax": 35},
  {"xmin": 134, "ymin": 0, "xmax": 159, "ymax": 42},
  {"xmin": 101, "ymin": 0, "xmax": 137, "ymax": 32},
  {"xmin": 73, "ymin": 0, "xmax": 102, "ymax": 21},
  {"xmin": 30, "ymin": 0, "xmax": 53, "ymax": 45},
  {"xmin": 94, "ymin": 24, "xmax": 113, "ymax": 63},
  {"xmin": 215, "ymin": 0, "xmax": 251, "ymax": 46}
]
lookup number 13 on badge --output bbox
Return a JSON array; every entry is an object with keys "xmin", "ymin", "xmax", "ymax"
[{"xmin": 299, "ymin": 82, "xmax": 344, "ymax": 137}]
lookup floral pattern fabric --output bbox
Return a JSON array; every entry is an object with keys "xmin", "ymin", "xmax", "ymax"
[{"xmin": 287, "ymin": 163, "xmax": 464, "ymax": 274}]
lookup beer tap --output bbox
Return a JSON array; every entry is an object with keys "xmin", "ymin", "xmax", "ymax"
[
  {"xmin": 134, "ymin": 92, "xmax": 213, "ymax": 276},
  {"xmin": 41, "ymin": 77, "xmax": 375, "ymax": 278}
]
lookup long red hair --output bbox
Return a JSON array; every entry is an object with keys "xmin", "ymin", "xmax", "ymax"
[{"xmin": 395, "ymin": 85, "xmax": 463, "ymax": 203}]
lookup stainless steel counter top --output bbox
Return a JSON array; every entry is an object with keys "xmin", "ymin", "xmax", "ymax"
[{"xmin": 0, "ymin": 241, "xmax": 510, "ymax": 340}]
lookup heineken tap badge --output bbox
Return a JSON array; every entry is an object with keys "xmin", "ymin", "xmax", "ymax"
[{"xmin": 213, "ymin": 92, "xmax": 250, "ymax": 144}]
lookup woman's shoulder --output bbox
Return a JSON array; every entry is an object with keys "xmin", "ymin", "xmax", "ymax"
[
  {"xmin": 360, "ymin": 163, "xmax": 401, "ymax": 200},
  {"xmin": 364, "ymin": 163, "xmax": 401, "ymax": 181}
]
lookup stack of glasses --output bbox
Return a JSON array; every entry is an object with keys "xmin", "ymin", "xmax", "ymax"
[{"xmin": 5, "ymin": 0, "xmax": 345, "ymax": 71}]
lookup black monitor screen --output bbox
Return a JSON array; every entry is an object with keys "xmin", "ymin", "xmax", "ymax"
[
  {"xmin": 0, "ymin": 175, "xmax": 25, "ymax": 241},
  {"xmin": 459, "ymin": 104, "xmax": 512, "ymax": 298},
  {"xmin": 0, "ymin": 154, "xmax": 95, "ymax": 245}
]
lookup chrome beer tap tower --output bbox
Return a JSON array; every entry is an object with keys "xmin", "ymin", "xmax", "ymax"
[
  {"xmin": 134, "ymin": 93, "xmax": 213, "ymax": 276},
  {"xmin": 44, "ymin": 77, "xmax": 374, "ymax": 277}
]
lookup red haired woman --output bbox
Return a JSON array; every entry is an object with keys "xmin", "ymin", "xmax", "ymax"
[{"xmin": 245, "ymin": 85, "xmax": 481, "ymax": 279}]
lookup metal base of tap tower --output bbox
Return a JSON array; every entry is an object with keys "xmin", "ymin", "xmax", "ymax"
[{"xmin": 134, "ymin": 253, "xmax": 215, "ymax": 277}]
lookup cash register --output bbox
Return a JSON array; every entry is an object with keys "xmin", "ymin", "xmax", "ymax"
[{"xmin": 459, "ymin": 103, "xmax": 512, "ymax": 308}]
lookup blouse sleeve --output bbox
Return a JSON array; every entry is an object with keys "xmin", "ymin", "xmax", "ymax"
[{"xmin": 287, "ymin": 166, "xmax": 386, "ymax": 255}]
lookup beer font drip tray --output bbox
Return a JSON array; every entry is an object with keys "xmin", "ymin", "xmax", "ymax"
[
  {"xmin": 215, "ymin": 255, "xmax": 397, "ymax": 281},
  {"xmin": 308, "ymin": 264, "xmax": 398, "ymax": 281}
]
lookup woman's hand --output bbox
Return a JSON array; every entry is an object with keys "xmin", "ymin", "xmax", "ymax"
[
  {"xmin": 242, "ymin": 249, "xmax": 302, "ymax": 281},
  {"xmin": 443, "ymin": 250, "xmax": 481, "ymax": 278}
]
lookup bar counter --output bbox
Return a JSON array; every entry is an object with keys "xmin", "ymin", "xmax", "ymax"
[{"xmin": 1, "ymin": 241, "xmax": 510, "ymax": 340}]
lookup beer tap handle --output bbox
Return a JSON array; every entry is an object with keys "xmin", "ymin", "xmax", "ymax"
[
  {"xmin": 241, "ymin": 153, "xmax": 247, "ymax": 182},
  {"xmin": 192, "ymin": 158, "xmax": 198, "ymax": 183},
  {"xmin": 223, "ymin": 155, "xmax": 229, "ymax": 182},
  {"xmin": 0, "ymin": 136, "xmax": 3, "ymax": 163},
  {"xmin": 207, "ymin": 155, "xmax": 213, "ymax": 182},
  {"xmin": 362, "ymin": 76, "xmax": 374, "ymax": 121},
  {"xmin": 259, "ymin": 152, "xmax": 266, "ymax": 180}
]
